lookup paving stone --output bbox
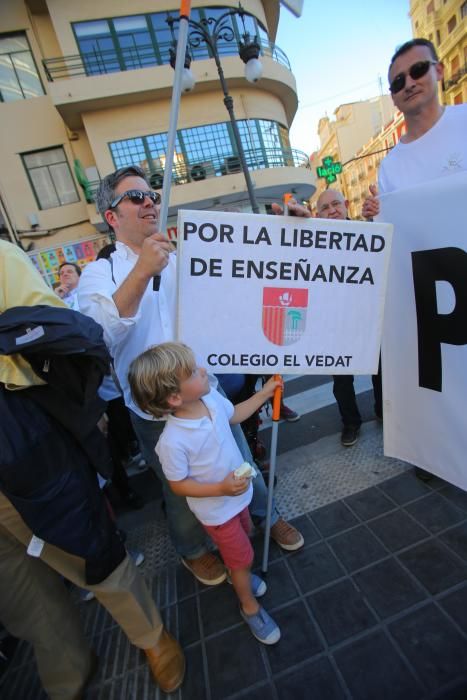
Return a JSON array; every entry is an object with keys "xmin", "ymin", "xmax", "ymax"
[
  {"xmin": 230, "ymin": 683, "xmax": 276, "ymax": 699},
  {"xmin": 398, "ymin": 540, "xmax": 467, "ymax": 595},
  {"xmin": 440, "ymin": 522, "xmax": 467, "ymax": 562},
  {"xmin": 198, "ymin": 582, "xmax": 242, "ymax": 637},
  {"xmin": 205, "ymin": 626, "xmax": 267, "ymax": 700},
  {"xmin": 405, "ymin": 492, "xmax": 466, "ymax": 534},
  {"xmin": 307, "ymin": 579, "xmax": 377, "ymax": 645},
  {"xmin": 431, "ymin": 681, "xmax": 467, "ymax": 699},
  {"xmin": 438, "ymin": 485, "xmax": 467, "ymax": 513},
  {"xmin": 287, "ymin": 513, "xmax": 322, "ymax": 546},
  {"xmin": 378, "ymin": 471, "xmax": 431, "ymax": 505},
  {"xmin": 275, "ymin": 656, "xmax": 345, "ymax": 700},
  {"xmin": 328, "ymin": 525, "xmax": 388, "ymax": 573},
  {"xmin": 367, "ymin": 509, "xmax": 427, "ymax": 552},
  {"xmin": 311, "ymin": 501, "xmax": 359, "ymax": 537},
  {"xmin": 251, "ymin": 531, "xmax": 283, "ymax": 569},
  {"xmin": 4, "ymin": 424, "xmax": 467, "ymax": 700},
  {"xmin": 388, "ymin": 604, "xmax": 467, "ymax": 690},
  {"xmin": 177, "ymin": 596, "xmax": 200, "ymax": 647},
  {"xmin": 287, "ymin": 541, "xmax": 345, "ymax": 594},
  {"xmin": 438, "ymin": 584, "xmax": 467, "ymax": 634},
  {"xmin": 180, "ymin": 644, "xmax": 207, "ymax": 700},
  {"xmin": 334, "ymin": 630, "xmax": 424, "ymax": 700},
  {"xmin": 263, "ymin": 601, "xmax": 323, "ymax": 675},
  {"xmin": 254, "ymin": 560, "xmax": 300, "ymax": 611},
  {"xmin": 353, "ymin": 557, "xmax": 426, "ymax": 619},
  {"xmin": 344, "ymin": 486, "xmax": 396, "ymax": 521}
]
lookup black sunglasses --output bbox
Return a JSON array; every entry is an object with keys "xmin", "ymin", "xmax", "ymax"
[
  {"xmin": 110, "ymin": 189, "xmax": 161, "ymax": 209},
  {"xmin": 389, "ymin": 60, "xmax": 437, "ymax": 94}
]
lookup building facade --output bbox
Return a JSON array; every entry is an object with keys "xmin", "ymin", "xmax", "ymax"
[
  {"xmin": 310, "ymin": 0, "xmax": 466, "ymax": 219},
  {"xmin": 309, "ymin": 96, "xmax": 396, "ymax": 214},
  {"xmin": 0, "ymin": 0, "xmax": 315, "ymax": 284},
  {"xmin": 410, "ymin": 0, "xmax": 467, "ymax": 105}
]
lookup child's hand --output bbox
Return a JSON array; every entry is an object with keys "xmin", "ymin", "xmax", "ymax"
[
  {"xmin": 258, "ymin": 376, "xmax": 283, "ymax": 402},
  {"xmin": 220, "ymin": 471, "xmax": 250, "ymax": 496}
]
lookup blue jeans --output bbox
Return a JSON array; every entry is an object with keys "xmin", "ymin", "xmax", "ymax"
[{"xmin": 129, "ymin": 411, "xmax": 278, "ymax": 560}]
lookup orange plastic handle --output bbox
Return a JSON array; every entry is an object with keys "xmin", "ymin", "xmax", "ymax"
[
  {"xmin": 272, "ymin": 374, "xmax": 282, "ymax": 421},
  {"xmin": 180, "ymin": 0, "xmax": 191, "ymax": 16}
]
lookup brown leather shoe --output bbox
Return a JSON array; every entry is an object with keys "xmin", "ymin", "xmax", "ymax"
[
  {"xmin": 144, "ymin": 630, "xmax": 185, "ymax": 694},
  {"xmin": 270, "ymin": 518, "xmax": 304, "ymax": 551},
  {"xmin": 182, "ymin": 552, "xmax": 227, "ymax": 585}
]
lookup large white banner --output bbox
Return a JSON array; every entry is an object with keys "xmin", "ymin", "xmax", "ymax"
[
  {"xmin": 176, "ymin": 210, "xmax": 392, "ymax": 375},
  {"xmin": 382, "ymin": 172, "xmax": 467, "ymax": 490}
]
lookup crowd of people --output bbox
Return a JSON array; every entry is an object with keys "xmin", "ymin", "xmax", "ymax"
[{"xmin": 1, "ymin": 37, "xmax": 466, "ymax": 698}]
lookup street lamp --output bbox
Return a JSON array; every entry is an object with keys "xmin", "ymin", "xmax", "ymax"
[{"xmin": 167, "ymin": 6, "xmax": 262, "ymax": 213}]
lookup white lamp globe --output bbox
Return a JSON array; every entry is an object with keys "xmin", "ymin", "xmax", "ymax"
[
  {"xmin": 181, "ymin": 67, "xmax": 196, "ymax": 92},
  {"xmin": 244, "ymin": 58, "xmax": 263, "ymax": 83}
]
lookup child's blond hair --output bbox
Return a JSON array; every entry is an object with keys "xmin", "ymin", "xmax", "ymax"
[{"xmin": 128, "ymin": 342, "xmax": 196, "ymax": 418}]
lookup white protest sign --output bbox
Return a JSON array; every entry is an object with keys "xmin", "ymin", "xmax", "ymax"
[
  {"xmin": 381, "ymin": 172, "xmax": 467, "ymax": 490},
  {"xmin": 176, "ymin": 210, "xmax": 392, "ymax": 374}
]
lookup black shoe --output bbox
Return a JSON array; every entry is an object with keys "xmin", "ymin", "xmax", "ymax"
[
  {"xmin": 341, "ymin": 425, "xmax": 360, "ymax": 447},
  {"xmin": 124, "ymin": 489, "xmax": 144, "ymax": 510},
  {"xmin": 414, "ymin": 467, "xmax": 433, "ymax": 482}
]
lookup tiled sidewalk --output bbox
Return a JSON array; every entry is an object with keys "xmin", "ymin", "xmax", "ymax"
[{"xmin": 2, "ymin": 427, "xmax": 467, "ymax": 699}]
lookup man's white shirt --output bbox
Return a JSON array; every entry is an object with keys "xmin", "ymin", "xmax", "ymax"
[
  {"xmin": 379, "ymin": 104, "xmax": 467, "ymax": 194},
  {"xmin": 78, "ymin": 241, "xmax": 177, "ymax": 419}
]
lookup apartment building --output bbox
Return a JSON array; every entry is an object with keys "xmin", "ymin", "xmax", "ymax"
[
  {"xmin": 342, "ymin": 111, "xmax": 406, "ymax": 220},
  {"xmin": 310, "ymin": 0, "xmax": 466, "ymax": 219},
  {"xmin": 410, "ymin": 0, "xmax": 467, "ymax": 105},
  {"xmin": 0, "ymin": 0, "xmax": 315, "ymax": 286},
  {"xmin": 309, "ymin": 96, "xmax": 396, "ymax": 213}
]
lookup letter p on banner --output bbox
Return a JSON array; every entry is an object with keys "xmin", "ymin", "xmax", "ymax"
[{"xmin": 412, "ymin": 247, "xmax": 467, "ymax": 392}]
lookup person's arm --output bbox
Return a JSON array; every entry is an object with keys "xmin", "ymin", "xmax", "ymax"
[
  {"xmin": 112, "ymin": 234, "xmax": 174, "ymax": 318},
  {"xmin": 230, "ymin": 376, "xmax": 282, "ymax": 425},
  {"xmin": 169, "ymin": 472, "xmax": 249, "ymax": 498}
]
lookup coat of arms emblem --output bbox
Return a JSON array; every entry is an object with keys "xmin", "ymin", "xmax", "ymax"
[{"xmin": 262, "ymin": 287, "xmax": 308, "ymax": 346}]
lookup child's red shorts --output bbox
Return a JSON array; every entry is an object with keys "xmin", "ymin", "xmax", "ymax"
[{"xmin": 203, "ymin": 507, "xmax": 253, "ymax": 570}]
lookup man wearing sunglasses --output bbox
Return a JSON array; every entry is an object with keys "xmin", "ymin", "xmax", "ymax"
[
  {"xmin": 362, "ymin": 38, "xmax": 467, "ymax": 481},
  {"xmin": 79, "ymin": 166, "xmax": 304, "ymax": 589},
  {"xmin": 362, "ymin": 38, "xmax": 467, "ymax": 216}
]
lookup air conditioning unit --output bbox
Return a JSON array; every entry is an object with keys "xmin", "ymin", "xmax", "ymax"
[
  {"xmin": 225, "ymin": 156, "xmax": 241, "ymax": 174},
  {"xmin": 149, "ymin": 171, "xmax": 163, "ymax": 189},
  {"xmin": 190, "ymin": 164, "xmax": 207, "ymax": 181}
]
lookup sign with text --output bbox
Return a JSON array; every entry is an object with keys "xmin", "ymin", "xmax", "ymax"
[
  {"xmin": 176, "ymin": 210, "xmax": 392, "ymax": 374},
  {"xmin": 381, "ymin": 172, "xmax": 467, "ymax": 491}
]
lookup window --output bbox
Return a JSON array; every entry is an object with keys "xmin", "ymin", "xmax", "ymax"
[
  {"xmin": 426, "ymin": 0, "xmax": 434, "ymax": 14},
  {"xmin": 73, "ymin": 7, "xmax": 269, "ymax": 76},
  {"xmin": 109, "ymin": 119, "xmax": 291, "ymax": 177},
  {"xmin": 0, "ymin": 33, "xmax": 43, "ymax": 101},
  {"xmin": 451, "ymin": 55, "xmax": 460, "ymax": 77},
  {"xmin": 447, "ymin": 15, "xmax": 457, "ymax": 33},
  {"xmin": 23, "ymin": 147, "xmax": 79, "ymax": 210},
  {"xmin": 454, "ymin": 93, "xmax": 463, "ymax": 104},
  {"xmin": 462, "ymin": 2, "xmax": 467, "ymax": 19}
]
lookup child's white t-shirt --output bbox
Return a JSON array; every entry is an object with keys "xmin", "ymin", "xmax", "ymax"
[{"xmin": 155, "ymin": 388, "xmax": 252, "ymax": 526}]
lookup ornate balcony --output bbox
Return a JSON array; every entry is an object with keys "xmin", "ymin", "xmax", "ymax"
[
  {"xmin": 86, "ymin": 145, "xmax": 310, "ymax": 202},
  {"xmin": 43, "ymin": 38, "xmax": 290, "ymax": 81}
]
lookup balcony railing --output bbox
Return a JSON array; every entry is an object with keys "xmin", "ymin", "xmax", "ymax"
[
  {"xmin": 445, "ymin": 62, "xmax": 467, "ymax": 90},
  {"xmin": 86, "ymin": 146, "xmax": 310, "ymax": 203},
  {"xmin": 43, "ymin": 38, "xmax": 290, "ymax": 81}
]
